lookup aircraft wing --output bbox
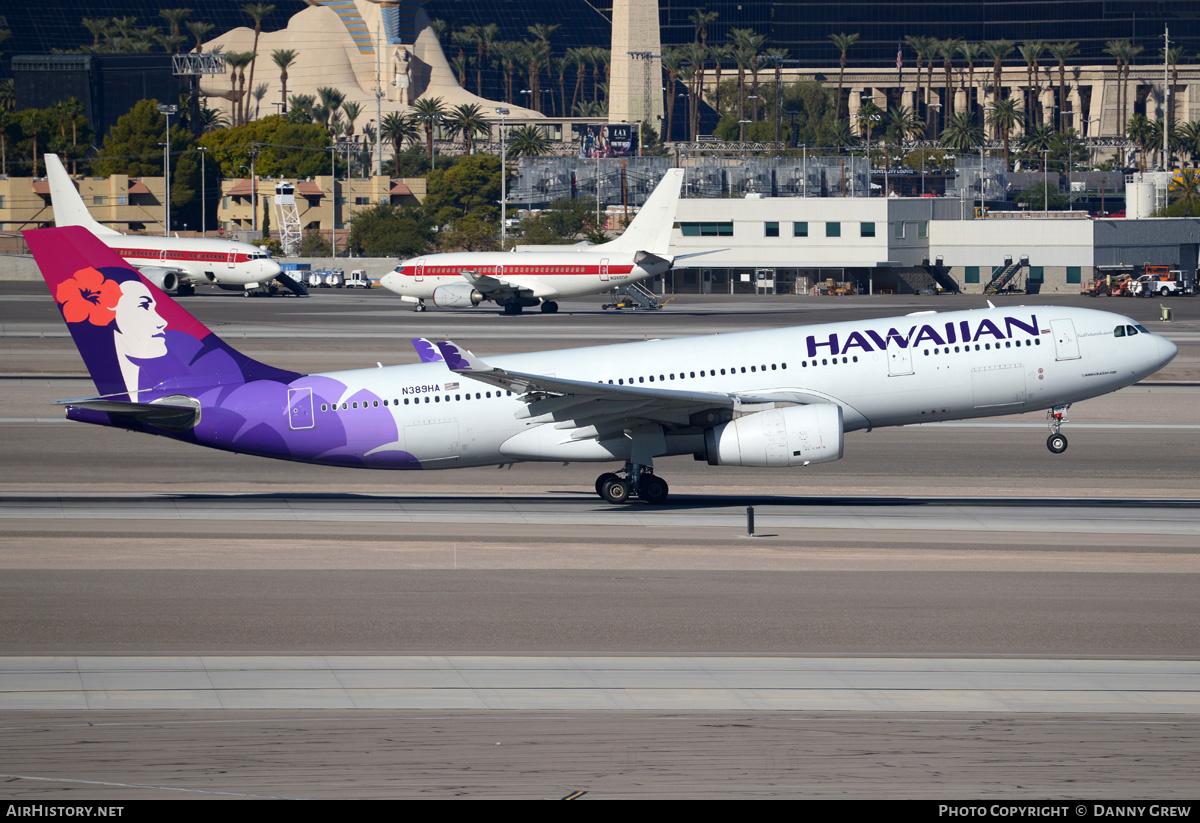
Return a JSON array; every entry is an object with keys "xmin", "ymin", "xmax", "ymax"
[
  {"xmin": 433, "ymin": 340, "xmax": 781, "ymax": 434},
  {"xmin": 460, "ymin": 271, "xmax": 560, "ymax": 300}
]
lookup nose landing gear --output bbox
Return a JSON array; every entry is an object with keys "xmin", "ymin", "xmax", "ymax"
[{"xmin": 1046, "ymin": 404, "xmax": 1070, "ymax": 453}]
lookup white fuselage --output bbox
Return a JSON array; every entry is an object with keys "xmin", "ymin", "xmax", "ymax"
[
  {"xmin": 106, "ymin": 234, "xmax": 283, "ymax": 288},
  {"xmin": 299, "ymin": 306, "xmax": 1176, "ymax": 468},
  {"xmin": 381, "ymin": 249, "xmax": 652, "ymax": 302}
]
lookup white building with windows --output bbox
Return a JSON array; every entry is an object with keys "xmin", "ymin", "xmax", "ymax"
[{"xmin": 665, "ymin": 196, "xmax": 1200, "ymax": 295}]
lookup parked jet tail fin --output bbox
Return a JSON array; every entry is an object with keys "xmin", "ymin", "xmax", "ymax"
[
  {"xmin": 44, "ymin": 154, "xmax": 121, "ymax": 237},
  {"xmin": 25, "ymin": 226, "xmax": 298, "ymax": 399},
  {"xmin": 597, "ymin": 168, "xmax": 684, "ymax": 256}
]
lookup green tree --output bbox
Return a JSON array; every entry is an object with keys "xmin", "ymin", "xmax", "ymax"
[
  {"xmin": 1126, "ymin": 113, "xmax": 1153, "ymax": 173},
  {"xmin": 986, "ymin": 97, "xmax": 1022, "ymax": 169},
  {"xmin": 1014, "ymin": 182, "xmax": 1067, "ymax": 210},
  {"xmin": 437, "ymin": 214, "xmax": 500, "ymax": 252},
  {"xmin": 1047, "ymin": 42, "xmax": 1079, "ymax": 131},
  {"xmin": 346, "ymin": 203, "xmax": 434, "ymax": 257},
  {"xmin": 424, "ymin": 152, "xmax": 501, "ymax": 226},
  {"xmin": 95, "ymin": 99, "xmax": 172, "ymax": 177},
  {"xmin": 444, "ymin": 103, "xmax": 490, "ymax": 154},
  {"xmin": 412, "ymin": 97, "xmax": 447, "ymax": 163},
  {"xmin": 272, "ymin": 49, "xmax": 297, "ymax": 115},
  {"xmin": 1162, "ymin": 170, "xmax": 1200, "ymax": 216},
  {"xmin": 198, "ymin": 115, "xmax": 332, "ymax": 179},
  {"xmin": 517, "ymin": 196, "xmax": 596, "ymax": 244},
  {"xmin": 300, "ymin": 228, "xmax": 331, "ymax": 257}
]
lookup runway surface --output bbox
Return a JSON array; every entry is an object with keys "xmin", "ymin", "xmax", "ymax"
[{"xmin": 2, "ymin": 283, "xmax": 1198, "ymax": 797}]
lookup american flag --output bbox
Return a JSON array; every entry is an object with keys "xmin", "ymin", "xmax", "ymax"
[{"xmin": 444, "ymin": 382, "xmax": 459, "ymax": 391}]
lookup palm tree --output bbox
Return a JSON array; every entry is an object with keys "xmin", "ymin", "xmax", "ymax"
[
  {"xmin": 1046, "ymin": 42, "xmax": 1079, "ymax": 131},
  {"xmin": 1169, "ymin": 169, "xmax": 1200, "ymax": 214},
  {"xmin": 1021, "ymin": 123, "xmax": 1056, "ymax": 168},
  {"xmin": 445, "ymin": 103, "xmax": 489, "ymax": 154},
  {"xmin": 884, "ymin": 105, "xmax": 924, "ymax": 169},
  {"xmin": 1179, "ymin": 121, "xmax": 1200, "ymax": 165},
  {"xmin": 508, "ymin": 124, "xmax": 550, "ymax": 157},
  {"xmin": 225, "ymin": 51, "xmax": 253, "ymax": 125},
  {"xmin": 316, "ymin": 86, "xmax": 345, "ymax": 129},
  {"xmin": 492, "ymin": 41, "xmax": 519, "ymax": 104},
  {"xmin": 380, "ymin": 111, "xmax": 419, "ymax": 171},
  {"xmin": 272, "ymin": 49, "xmax": 296, "ymax": 114},
  {"xmin": 937, "ymin": 38, "xmax": 963, "ymax": 119},
  {"xmin": 288, "ymin": 94, "xmax": 316, "ymax": 124},
  {"xmin": 82, "ymin": 18, "xmax": 112, "ymax": 50},
  {"xmin": 474, "ymin": 23, "xmax": 498, "ymax": 99},
  {"xmin": 567, "ymin": 48, "xmax": 589, "ymax": 116},
  {"xmin": 527, "ymin": 23, "xmax": 560, "ymax": 101},
  {"xmin": 241, "ymin": 4, "xmax": 275, "ymax": 125},
  {"xmin": 680, "ymin": 41, "xmax": 708, "ymax": 140},
  {"xmin": 522, "ymin": 38, "xmax": 551, "ymax": 113},
  {"xmin": 412, "ymin": 96, "xmax": 446, "ymax": 162},
  {"xmin": 828, "ymin": 32, "xmax": 860, "ymax": 120},
  {"xmin": 981, "ymin": 39, "xmax": 1015, "ymax": 108},
  {"xmin": 689, "ymin": 8, "xmax": 719, "ymax": 46},
  {"xmin": 957, "ymin": 42, "xmax": 983, "ymax": 115},
  {"xmin": 941, "ymin": 111, "xmax": 983, "ymax": 151},
  {"xmin": 709, "ymin": 43, "xmax": 731, "ymax": 116},
  {"xmin": 1126, "ymin": 113, "xmax": 1152, "ymax": 172},
  {"xmin": 186, "ymin": 20, "xmax": 212, "ymax": 53},
  {"xmin": 341, "ymin": 100, "xmax": 362, "ymax": 140},
  {"xmin": 741, "ymin": 30, "xmax": 768, "ymax": 121},
  {"xmin": 1018, "ymin": 41, "xmax": 1046, "ymax": 128},
  {"xmin": 157, "ymin": 9, "xmax": 190, "ymax": 52},
  {"xmin": 904, "ymin": 35, "xmax": 935, "ymax": 124},
  {"xmin": 986, "ymin": 97, "xmax": 1022, "ymax": 168}
]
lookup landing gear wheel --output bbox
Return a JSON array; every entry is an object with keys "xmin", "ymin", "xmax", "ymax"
[
  {"xmin": 595, "ymin": 472, "xmax": 620, "ymax": 498},
  {"xmin": 638, "ymin": 475, "xmax": 669, "ymax": 504},
  {"xmin": 540, "ymin": 301, "xmax": 559, "ymax": 314},
  {"xmin": 175, "ymin": 284, "xmax": 195, "ymax": 297},
  {"xmin": 600, "ymin": 477, "xmax": 632, "ymax": 504},
  {"xmin": 503, "ymin": 302, "xmax": 523, "ymax": 315},
  {"xmin": 414, "ymin": 301, "xmax": 426, "ymax": 312},
  {"xmin": 1047, "ymin": 433, "xmax": 1068, "ymax": 454}
]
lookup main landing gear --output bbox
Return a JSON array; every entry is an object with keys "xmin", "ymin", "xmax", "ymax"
[
  {"xmin": 594, "ymin": 464, "xmax": 670, "ymax": 505},
  {"xmin": 539, "ymin": 301, "xmax": 559, "ymax": 313},
  {"xmin": 1046, "ymin": 404, "xmax": 1070, "ymax": 454}
]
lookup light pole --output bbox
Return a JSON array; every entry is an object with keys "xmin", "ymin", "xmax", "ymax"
[
  {"xmin": 855, "ymin": 108, "xmax": 881, "ymax": 197},
  {"xmin": 496, "ymin": 107, "xmax": 509, "ymax": 249},
  {"xmin": 197, "ymin": 146, "xmax": 208, "ymax": 237},
  {"xmin": 247, "ymin": 144, "xmax": 260, "ymax": 234},
  {"xmin": 737, "ymin": 120, "xmax": 752, "ymax": 157},
  {"xmin": 980, "ymin": 106, "xmax": 995, "ymax": 216},
  {"xmin": 328, "ymin": 145, "xmax": 337, "ymax": 255},
  {"xmin": 1041, "ymin": 148, "xmax": 1051, "ymax": 212},
  {"xmin": 156, "ymin": 103, "xmax": 177, "ymax": 236}
]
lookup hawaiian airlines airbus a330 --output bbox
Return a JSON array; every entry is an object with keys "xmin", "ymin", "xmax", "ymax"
[
  {"xmin": 29, "ymin": 225, "xmax": 1177, "ymax": 504},
  {"xmin": 381, "ymin": 169, "xmax": 686, "ymax": 314},
  {"xmin": 44, "ymin": 153, "xmax": 287, "ymax": 296}
]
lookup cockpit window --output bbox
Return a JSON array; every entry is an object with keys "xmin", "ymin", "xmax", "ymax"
[
  {"xmin": 1134, "ymin": 325, "xmax": 1150, "ymax": 334},
  {"xmin": 1126, "ymin": 325, "xmax": 1138, "ymax": 336},
  {"xmin": 1114, "ymin": 326, "xmax": 1125, "ymax": 337}
]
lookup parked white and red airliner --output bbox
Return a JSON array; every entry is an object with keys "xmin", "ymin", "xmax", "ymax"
[
  {"xmin": 44, "ymin": 153, "xmax": 287, "ymax": 295},
  {"xmin": 380, "ymin": 169, "xmax": 685, "ymax": 314}
]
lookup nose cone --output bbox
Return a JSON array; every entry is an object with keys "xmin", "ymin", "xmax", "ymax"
[
  {"xmin": 380, "ymin": 269, "xmax": 402, "ymax": 293},
  {"xmin": 1158, "ymin": 335, "xmax": 1179, "ymax": 368},
  {"xmin": 264, "ymin": 258, "xmax": 283, "ymax": 278}
]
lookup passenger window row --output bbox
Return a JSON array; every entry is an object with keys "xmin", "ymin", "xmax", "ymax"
[
  {"xmin": 605, "ymin": 363, "xmax": 789, "ymax": 386},
  {"xmin": 320, "ymin": 390, "xmax": 514, "ymax": 412},
  {"xmin": 923, "ymin": 339, "xmax": 1041, "ymax": 356}
]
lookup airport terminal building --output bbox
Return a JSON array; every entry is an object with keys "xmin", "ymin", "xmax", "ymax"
[{"xmin": 664, "ymin": 196, "xmax": 1200, "ymax": 295}]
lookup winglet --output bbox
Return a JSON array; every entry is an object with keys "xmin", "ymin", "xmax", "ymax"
[
  {"xmin": 435, "ymin": 340, "xmax": 490, "ymax": 372},
  {"xmin": 411, "ymin": 338, "xmax": 445, "ymax": 363}
]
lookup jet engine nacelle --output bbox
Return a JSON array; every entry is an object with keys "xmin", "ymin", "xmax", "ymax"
[
  {"xmin": 138, "ymin": 267, "xmax": 180, "ymax": 294},
  {"xmin": 432, "ymin": 282, "xmax": 484, "ymax": 308},
  {"xmin": 704, "ymin": 404, "xmax": 844, "ymax": 467}
]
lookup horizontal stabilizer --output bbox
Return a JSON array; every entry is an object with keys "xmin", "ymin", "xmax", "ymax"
[{"xmin": 57, "ymin": 396, "xmax": 200, "ymax": 431}]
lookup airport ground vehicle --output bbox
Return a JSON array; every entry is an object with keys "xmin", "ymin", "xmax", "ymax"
[{"xmin": 345, "ymin": 270, "xmax": 373, "ymax": 289}]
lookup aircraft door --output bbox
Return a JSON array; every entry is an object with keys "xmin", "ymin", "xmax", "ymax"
[
  {"xmin": 886, "ymin": 340, "xmax": 914, "ymax": 376},
  {"xmin": 287, "ymin": 387, "xmax": 315, "ymax": 430},
  {"xmin": 227, "ymin": 248, "xmax": 237, "ymax": 268},
  {"xmin": 160, "ymin": 249, "xmax": 169, "ymax": 264},
  {"xmin": 600, "ymin": 258, "xmax": 610, "ymax": 281},
  {"xmin": 414, "ymin": 259, "xmax": 425, "ymax": 281},
  {"xmin": 1050, "ymin": 319, "xmax": 1081, "ymax": 360}
]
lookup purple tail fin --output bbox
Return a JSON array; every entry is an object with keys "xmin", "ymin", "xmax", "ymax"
[{"xmin": 25, "ymin": 226, "xmax": 298, "ymax": 399}]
